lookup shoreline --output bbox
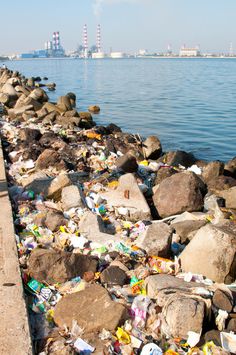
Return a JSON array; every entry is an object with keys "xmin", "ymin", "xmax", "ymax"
[{"xmin": 0, "ymin": 68, "xmax": 235, "ymax": 354}]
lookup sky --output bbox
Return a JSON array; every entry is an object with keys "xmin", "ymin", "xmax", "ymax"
[{"xmin": 1, "ymin": 0, "xmax": 236, "ymax": 54}]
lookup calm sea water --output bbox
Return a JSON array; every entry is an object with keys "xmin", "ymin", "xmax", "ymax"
[{"xmin": 7, "ymin": 58, "xmax": 236, "ymax": 162}]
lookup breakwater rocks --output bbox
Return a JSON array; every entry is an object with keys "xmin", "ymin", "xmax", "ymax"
[{"xmin": 0, "ymin": 67, "xmax": 236, "ymax": 354}]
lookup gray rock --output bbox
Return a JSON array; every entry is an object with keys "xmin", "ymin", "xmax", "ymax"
[
  {"xmin": 54, "ymin": 285, "xmax": 129, "ymax": 332},
  {"xmin": 172, "ymin": 220, "xmax": 207, "ymax": 244},
  {"xmin": 79, "ymin": 211, "xmax": 121, "ymax": 246},
  {"xmin": 115, "ymin": 153, "xmax": 138, "ymax": 173},
  {"xmin": 1, "ymin": 83, "xmax": 18, "ymax": 98},
  {"xmin": 212, "ymin": 289, "xmax": 234, "ymax": 313},
  {"xmin": 202, "ymin": 161, "xmax": 224, "ymax": 184},
  {"xmin": 162, "ymin": 295, "xmax": 205, "ymax": 339},
  {"xmin": 163, "ymin": 150, "xmax": 196, "ymax": 168},
  {"xmin": 153, "ymin": 171, "xmax": 206, "ymax": 218},
  {"xmin": 180, "ymin": 224, "xmax": 236, "ymax": 283},
  {"xmin": 145, "ymin": 274, "xmax": 201, "ymax": 304},
  {"xmin": 219, "ymin": 186, "xmax": 236, "ymax": 209},
  {"xmin": 135, "ymin": 222, "xmax": 172, "ymax": 257},
  {"xmin": 100, "ymin": 266, "xmax": 128, "ymax": 286},
  {"xmin": 61, "ymin": 185, "xmax": 83, "ymax": 210},
  {"xmin": 44, "ymin": 210, "xmax": 68, "ymax": 232},
  {"xmin": 143, "ymin": 135, "xmax": 162, "ymax": 160},
  {"xmin": 101, "ymin": 173, "xmax": 151, "ymax": 222},
  {"xmin": 28, "ymin": 249, "xmax": 98, "ymax": 284}
]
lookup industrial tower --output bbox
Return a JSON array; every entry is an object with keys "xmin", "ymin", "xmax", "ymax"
[
  {"xmin": 96, "ymin": 24, "xmax": 101, "ymax": 53},
  {"xmin": 83, "ymin": 24, "xmax": 88, "ymax": 58}
]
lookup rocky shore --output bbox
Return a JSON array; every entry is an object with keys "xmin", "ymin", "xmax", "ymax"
[{"xmin": 0, "ymin": 67, "xmax": 235, "ymax": 355}]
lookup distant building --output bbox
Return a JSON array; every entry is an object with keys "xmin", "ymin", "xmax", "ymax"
[
  {"xmin": 110, "ymin": 52, "xmax": 126, "ymax": 58},
  {"xmin": 179, "ymin": 46, "xmax": 200, "ymax": 57},
  {"xmin": 138, "ymin": 49, "xmax": 148, "ymax": 56}
]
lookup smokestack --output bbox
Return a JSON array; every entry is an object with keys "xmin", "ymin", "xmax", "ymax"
[{"xmin": 96, "ymin": 24, "xmax": 101, "ymax": 53}]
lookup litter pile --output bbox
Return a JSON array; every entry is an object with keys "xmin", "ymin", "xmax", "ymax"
[{"xmin": 0, "ymin": 67, "xmax": 236, "ymax": 355}]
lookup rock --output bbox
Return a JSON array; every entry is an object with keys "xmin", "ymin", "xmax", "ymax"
[
  {"xmin": 0, "ymin": 93, "xmax": 10, "ymax": 105},
  {"xmin": 28, "ymin": 249, "xmax": 98, "ymax": 284},
  {"xmin": 162, "ymin": 295, "xmax": 205, "ymax": 339},
  {"xmin": 163, "ymin": 150, "xmax": 197, "ymax": 168},
  {"xmin": 47, "ymin": 174, "xmax": 73, "ymax": 200},
  {"xmin": 153, "ymin": 171, "xmax": 206, "ymax": 218},
  {"xmin": 224, "ymin": 156, "xmax": 236, "ymax": 178},
  {"xmin": 61, "ymin": 185, "xmax": 83, "ymax": 210},
  {"xmin": 143, "ymin": 136, "xmax": 162, "ymax": 160},
  {"xmin": 172, "ymin": 220, "xmax": 207, "ymax": 244},
  {"xmin": 101, "ymin": 173, "xmax": 151, "ymax": 222},
  {"xmin": 106, "ymin": 123, "xmax": 122, "ymax": 133},
  {"xmin": 78, "ymin": 112, "xmax": 93, "ymax": 121},
  {"xmin": 100, "ymin": 266, "xmax": 128, "ymax": 286},
  {"xmin": 28, "ymin": 88, "xmax": 48, "ymax": 102},
  {"xmin": 44, "ymin": 210, "xmax": 68, "ymax": 232},
  {"xmin": 219, "ymin": 186, "xmax": 236, "ymax": 209},
  {"xmin": 7, "ymin": 105, "xmax": 34, "ymax": 119},
  {"xmin": 42, "ymin": 102, "xmax": 62, "ymax": 114},
  {"xmin": 27, "ymin": 77, "xmax": 35, "ymax": 87},
  {"xmin": 36, "ymin": 149, "xmax": 67, "ymax": 171},
  {"xmin": 145, "ymin": 274, "xmax": 201, "ymax": 303},
  {"xmin": 212, "ymin": 289, "xmax": 234, "ymax": 313},
  {"xmin": 57, "ymin": 96, "xmax": 72, "ymax": 112},
  {"xmin": 66, "ymin": 92, "xmax": 76, "ymax": 107},
  {"xmin": 180, "ymin": 224, "xmax": 236, "ymax": 283},
  {"xmin": 227, "ymin": 318, "xmax": 236, "ymax": 331},
  {"xmin": 202, "ymin": 330, "xmax": 222, "ymax": 347},
  {"xmin": 56, "ymin": 115, "xmax": 81, "ymax": 129},
  {"xmin": 54, "ymin": 285, "xmax": 128, "ymax": 333},
  {"xmin": 88, "ymin": 105, "xmax": 100, "ymax": 113},
  {"xmin": 154, "ymin": 166, "xmax": 177, "ymax": 185},
  {"xmin": 18, "ymin": 128, "xmax": 42, "ymax": 142},
  {"xmin": 1, "ymin": 83, "xmax": 18, "ymax": 98},
  {"xmin": 202, "ymin": 161, "xmax": 224, "ymax": 184},
  {"xmin": 207, "ymin": 175, "xmax": 236, "ymax": 194},
  {"xmin": 79, "ymin": 211, "xmax": 121, "ymax": 245},
  {"xmin": 115, "ymin": 153, "xmax": 138, "ymax": 173},
  {"xmin": 21, "ymin": 172, "xmax": 52, "ymax": 195},
  {"xmin": 135, "ymin": 222, "xmax": 172, "ymax": 257}
]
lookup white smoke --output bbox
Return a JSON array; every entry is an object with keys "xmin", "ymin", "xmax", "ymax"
[{"xmin": 93, "ymin": 0, "xmax": 144, "ymax": 17}]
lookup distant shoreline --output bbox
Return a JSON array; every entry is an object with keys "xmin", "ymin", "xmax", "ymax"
[{"xmin": 9, "ymin": 56, "xmax": 236, "ymax": 61}]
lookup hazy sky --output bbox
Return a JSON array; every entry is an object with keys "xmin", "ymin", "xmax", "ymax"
[{"xmin": 1, "ymin": 0, "xmax": 236, "ymax": 54}]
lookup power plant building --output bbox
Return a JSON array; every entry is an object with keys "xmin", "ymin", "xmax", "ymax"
[{"xmin": 179, "ymin": 46, "xmax": 200, "ymax": 57}]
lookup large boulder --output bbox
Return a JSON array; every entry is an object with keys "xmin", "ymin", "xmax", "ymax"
[
  {"xmin": 153, "ymin": 171, "xmax": 206, "ymax": 218},
  {"xmin": 180, "ymin": 224, "xmax": 236, "ymax": 284},
  {"xmin": 162, "ymin": 295, "xmax": 205, "ymax": 339},
  {"xmin": 143, "ymin": 136, "xmax": 162, "ymax": 160},
  {"xmin": 18, "ymin": 128, "xmax": 42, "ymax": 142},
  {"xmin": 101, "ymin": 173, "xmax": 151, "ymax": 222},
  {"xmin": 135, "ymin": 222, "xmax": 172, "ymax": 257},
  {"xmin": 28, "ymin": 249, "xmax": 98, "ymax": 284},
  {"xmin": 224, "ymin": 156, "xmax": 236, "ymax": 178},
  {"xmin": 54, "ymin": 285, "xmax": 128, "ymax": 332},
  {"xmin": 1, "ymin": 83, "xmax": 18, "ymax": 98}
]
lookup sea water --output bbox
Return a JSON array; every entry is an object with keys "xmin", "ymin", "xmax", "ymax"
[{"xmin": 7, "ymin": 57, "xmax": 236, "ymax": 161}]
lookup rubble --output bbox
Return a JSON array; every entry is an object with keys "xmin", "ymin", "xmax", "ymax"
[{"xmin": 0, "ymin": 67, "xmax": 235, "ymax": 355}]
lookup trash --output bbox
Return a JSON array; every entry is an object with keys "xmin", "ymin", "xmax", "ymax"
[
  {"xmin": 187, "ymin": 331, "xmax": 201, "ymax": 348},
  {"xmin": 116, "ymin": 327, "xmax": 131, "ymax": 344},
  {"xmin": 73, "ymin": 338, "xmax": 95, "ymax": 353},
  {"xmin": 220, "ymin": 332, "xmax": 236, "ymax": 354},
  {"xmin": 131, "ymin": 295, "xmax": 150, "ymax": 329},
  {"xmin": 215, "ymin": 310, "xmax": 228, "ymax": 331},
  {"xmin": 140, "ymin": 343, "xmax": 163, "ymax": 355}
]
